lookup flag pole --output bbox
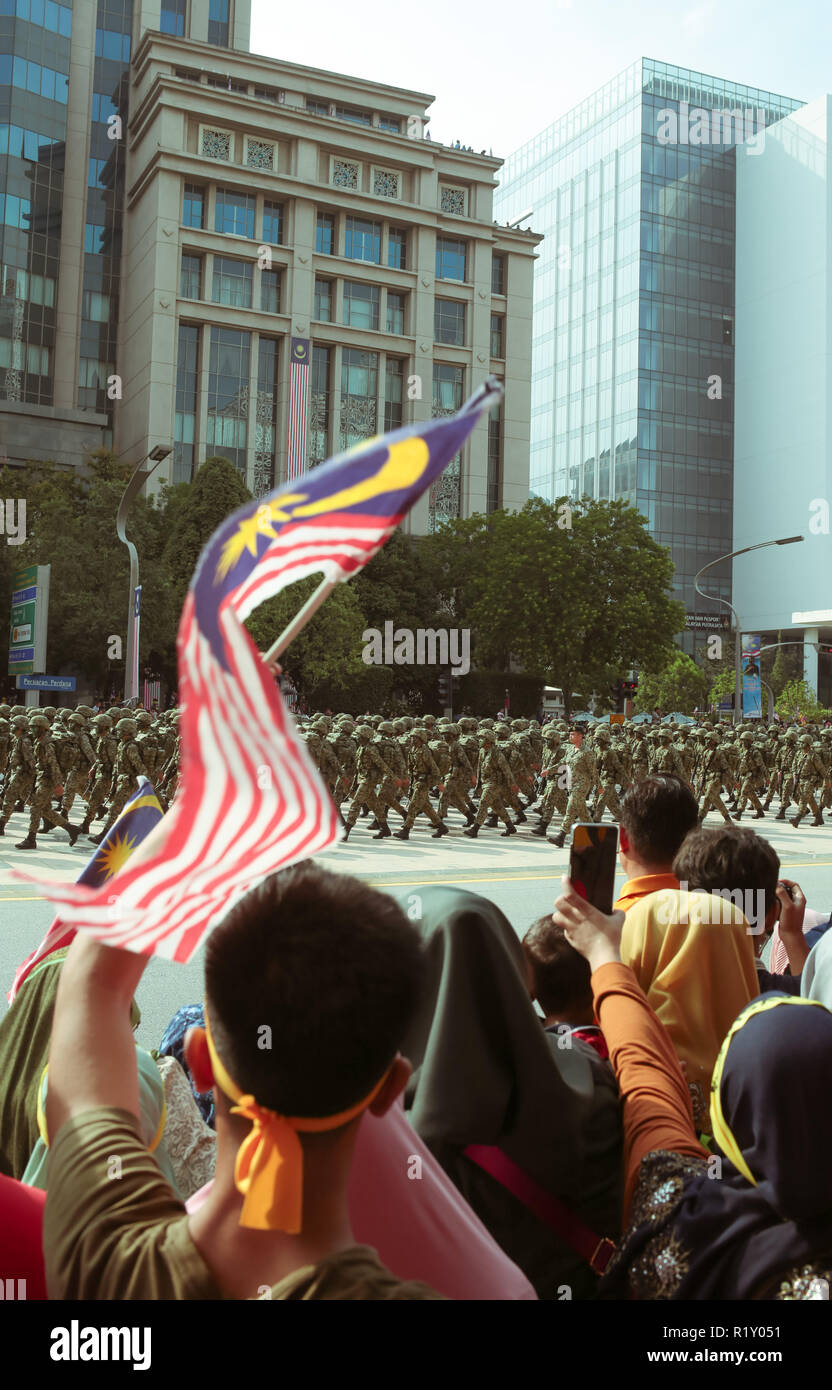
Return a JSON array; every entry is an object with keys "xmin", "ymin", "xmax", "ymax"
[{"xmin": 263, "ymin": 576, "xmax": 338, "ymax": 663}]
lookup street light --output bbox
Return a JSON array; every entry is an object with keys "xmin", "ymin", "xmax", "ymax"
[
  {"xmin": 693, "ymin": 536, "xmax": 803, "ymax": 724},
  {"xmin": 117, "ymin": 445, "xmax": 172, "ymax": 701}
]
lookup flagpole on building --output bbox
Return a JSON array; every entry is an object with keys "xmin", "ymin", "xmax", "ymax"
[{"xmin": 263, "ymin": 576, "xmax": 338, "ymax": 663}]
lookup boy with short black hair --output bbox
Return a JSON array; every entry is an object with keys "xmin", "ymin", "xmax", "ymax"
[
  {"xmin": 42, "ymin": 862, "xmax": 442, "ymax": 1299},
  {"xmin": 522, "ymin": 917, "xmax": 608, "ymax": 1059}
]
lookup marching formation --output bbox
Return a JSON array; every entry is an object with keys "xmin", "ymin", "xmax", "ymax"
[{"xmin": 0, "ymin": 702, "xmax": 830, "ymax": 853}]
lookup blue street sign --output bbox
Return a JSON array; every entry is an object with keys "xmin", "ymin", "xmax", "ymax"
[{"xmin": 16, "ymin": 674, "xmax": 77, "ymax": 691}]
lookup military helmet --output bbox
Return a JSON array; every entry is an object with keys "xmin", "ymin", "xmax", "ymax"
[
  {"xmin": 511, "ymin": 719, "xmax": 527, "ymax": 731},
  {"xmin": 41, "ymin": 705, "xmax": 56, "ymax": 718},
  {"xmin": 392, "ymin": 719, "xmax": 406, "ymax": 734},
  {"xmin": 594, "ymin": 726, "xmax": 611, "ymax": 742},
  {"xmin": 0, "ymin": 717, "xmax": 8, "ymax": 729},
  {"xmin": 135, "ymin": 710, "xmax": 153, "ymax": 728},
  {"xmin": 0, "ymin": 703, "xmax": 10, "ymax": 718},
  {"xmin": 92, "ymin": 713, "xmax": 113, "ymax": 728},
  {"xmin": 410, "ymin": 727, "xmax": 428, "ymax": 743},
  {"xmin": 354, "ymin": 725, "xmax": 372, "ymax": 742},
  {"xmin": 740, "ymin": 731, "xmax": 754, "ymax": 743},
  {"xmin": 480, "ymin": 727, "xmax": 496, "ymax": 744},
  {"xmin": 10, "ymin": 705, "xmax": 26, "ymax": 717},
  {"xmin": 542, "ymin": 726, "xmax": 559, "ymax": 741},
  {"xmin": 785, "ymin": 728, "xmax": 799, "ymax": 741},
  {"xmin": 11, "ymin": 714, "xmax": 29, "ymax": 730},
  {"xmin": 116, "ymin": 718, "xmax": 137, "ymax": 737},
  {"xmin": 76, "ymin": 705, "xmax": 94, "ymax": 717},
  {"xmin": 495, "ymin": 724, "xmax": 511, "ymax": 739},
  {"xmin": 30, "ymin": 713, "xmax": 50, "ymax": 731},
  {"xmin": 798, "ymin": 733, "xmax": 813, "ymax": 746},
  {"xmin": 68, "ymin": 712, "xmax": 86, "ymax": 729},
  {"xmin": 378, "ymin": 721, "xmax": 394, "ymax": 736},
  {"xmin": 107, "ymin": 707, "xmax": 122, "ymax": 720}
]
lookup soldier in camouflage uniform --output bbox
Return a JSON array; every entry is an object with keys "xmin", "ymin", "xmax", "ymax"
[
  {"xmin": 548, "ymin": 725, "xmax": 597, "ymax": 847},
  {"xmin": 0, "ymin": 717, "xmax": 10, "ymax": 783},
  {"xmin": 789, "ymin": 734, "xmax": 826, "ymax": 828},
  {"xmin": 88, "ymin": 718, "xmax": 148, "ymax": 844},
  {"xmin": 631, "ymin": 727, "xmax": 650, "ymax": 783},
  {"xmin": 16, "ymin": 714, "xmax": 80, "ymax": 848},
  {"xmin": 464, "ymin": 726, "xmax": 516, "ymax": 837},
  {"xmin": 593, "ymin": 724, "xmax": 625, "ymax": 822},
  {"xmin": 79, "ymin": 713, "xmax": 118, "ymax": 834},
  {"xmin": 484, "ymin": 724, "xmax": 526, "ymax": 826},
  {"xmin": 0, "ymin": 714, "xmax": 36, "ymax": 835},
  {"xmin": 60, "ymin": 712, "xmax": 97, "ymax": 818},
  {"xmin": 368, "ymin": 721, "xmax": 409, "ymax": 838},
  {"xmin": 732, "ymin": 730, "xmax": 767, "ymax": 820},
  {"xmin": 675, "ymin": 726, "xmax": 696, "ymax": 784},
  {"xmin": 531, "ymin": 724, "xmax": 569, "ymax": 835},
  {"xmin": 394, "ymin": 728, "xmax": 448, "ymax": 840},
  {"xmin": 330, "ymin": 718, "xmax": 358, "ymax": 806},
  {"xmin": 773, "ymin": 728, "xmax": 800, "ymax": 819},
  {"xmin": 437, "ymin": 722, "xmax": 476, "ymax": 826},
  {"xmin": 653, "ymin": 728, "xmax": 687, "ymax": 781},
  {"xmin": 698, "ymin": 731, "xmax": 734, "ymax": 825},
  {"xmin": 343, "ymin": 725, "xmax": 394, "ymax": 841}
]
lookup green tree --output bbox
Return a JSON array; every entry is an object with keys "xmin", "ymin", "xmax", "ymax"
[
  {"xmin": 776, "ymin": 679, "xmax": 827, "ymax": 722},
  {"xmin": 160, "ymin": 456, "xmax": 252, "ymax": 627},
  {"xmin": 633, "ymin": 652, "xmax": 710, "ymax": 715},
  {"xmin": 424, "ymin": 498, "xmax": 683, "ymax": 718}
]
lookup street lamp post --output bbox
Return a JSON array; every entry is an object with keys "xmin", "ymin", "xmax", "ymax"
[
  {"xmin": 693, "ymin": 536, "xmax": 803, "ymax": 725},
  {"xmin": 118, "ymin": 445, "xmax": 171, "ymax": 702}
]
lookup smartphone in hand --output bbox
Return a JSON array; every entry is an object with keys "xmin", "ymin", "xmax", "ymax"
[{"xmin": 569, "ymin": 824, "xmax": 619, "ymax": 916}]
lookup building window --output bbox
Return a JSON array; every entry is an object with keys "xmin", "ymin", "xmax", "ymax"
[
  {"xmin": 208, "ymin": 0, "xmax": 230, "ymax": 46},
  {"xmin": 212, "ymin": 256, "xmax": 253, "ymax": 308},
  {"xmin": 308, "ymin": 344, "xmax": 331, "ymax": 467},
  {"xmin": 378, "ymin": 115, "xmax": 401, "ymax": 134},
  {"xmin": 386, "ymin": 290, "xmax": 405, "ymax": 335},
  {"xmin": 387, "ymin": 227, "xmax": 407, "ymax": 269},
  {"xmin": 343, "ymin": 280, "xmax": 380, "ymax": 332},
  {"xmin": 174, "ymin": 322, "xmax": 199, "ymax": 485},
  {"xmin": 340, "ymin": 348, "xmax": 378, "ymax": 451},
  {"xmin": 487, "ymin": 400, "xmax": 502, "ymax": 513},
  {"xmin": 440, "ymin": 185, "xmax": 466, "ymax": 216},
  {"xmin": 254, "ymin": 85, "xmax": 283, "ymax": 103},
  {"xmin": 183, "ymin": 183, "xmax": 204, "ymax": 228},
  {"xmin": 84, "ymin": 223, "xmax": 106, "ymax": 254},
  {"xmin": 246, "ymin": 136, "xmax": 275, "ymax": 171},
  {"xmin": 384, "ymin": 357, "xmax": 404, "ymax": 431},
  {"xmin": 434, "ymin": 298, "xmax": 465, "ymax": 346},
  {"xmin": 433, "ymin": 362, "xmax": 464, "ymax": 413},
  {"xmin": 206, "ymin": 74, "xmax": 248, "ymax": 93},
  {"xmin": 200, "ymin": 126, "xmax": 232, "ymax": 161},
  {"xmin": 315, "ymin": 212, "xmax": 335, "ymax": 254},
  {"xmin": 180, "ymin": 253, "xmax": 202, "ymax": 300},
  {"xmin": 160, "ymin": 0, "xmax": 186, "ymax": 36},
  {"xmin": 77, "ymin": 357, "xmax": 112, "ymax": 411},
  {"xmin": 336, "ymin": 105, "xmax": 372, "ymax": 125},
  {"xmin": 345, "ymin": 216, "xmax": 380, "ymax": 263},
  {"xmin": 331, "ymin": 158, "xmax": 360, "ymax": 190},
  {"xmin": 490, "ymin": 313, "xmax": 505, "ymax": 358},
  {"xmin": 260, "ymin": 268, "xmax": 281, "ymax": 313},
  {"xmin": 430, "ymin": 364, "xmax": 464, "ymax": 530},
  {"xmin": 215, "ymin": 187, "xmax": 255, "ymax": 238},
  {"xmin": 206, "ymin": 326, "xmax": 250, "ymax": 473},
  {"xmin": 306, "ymin": 98, "xmax": 329, "ymax": 116},
  {"xmin": 491, "ymin": 252, "xmax": 506, "ymax": 295},
  {"xmin": 82, "ymin": 290, "xmax": 110, "ymax": 322},
  {"xmin": 314, "ymin": 277, "xmax": 332, "ymax": 321},
  {"xmin": 372, "ymin": 167, "xmax": 400, "ymax": 199},
  {"xmin": 254, "ymin": 337, "xmax": 278, "ymax": 497},
  {"xmin": 436, "ymin": 236, "xmax": 467, "ymax": 282},
  {"xmin": 262, "ymin": 201, "xmax": 284, "ymax": 245}
]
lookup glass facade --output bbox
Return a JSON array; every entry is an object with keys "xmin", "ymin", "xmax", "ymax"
[
  {"xmin": 206, "ymin": 324, "xmax": 249, "ymax": 474},
  {"xmin": 173, "ymin": 320, "xmax": 198, "ymax": 484},
  {"xmin": 495, "ymin": 58, "xmax": 802, "ymax": 633},
  {"xmin": 339, "ymin": 346, "xmax": 377, "ymax": 451}
]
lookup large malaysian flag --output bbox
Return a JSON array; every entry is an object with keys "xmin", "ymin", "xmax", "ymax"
[{"xmin": 14, "ymin": 379, "xmax": 503, "ymax": 962}]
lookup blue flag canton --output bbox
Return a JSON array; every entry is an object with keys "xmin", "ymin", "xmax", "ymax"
[{"xmin": 79, "ymin": 782, "xmax": 163, "ymax": 888}]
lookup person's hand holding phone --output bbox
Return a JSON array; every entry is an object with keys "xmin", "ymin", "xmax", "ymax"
[
  {"xmin": 776, "ymin": 879, "xmax": 810, "ymax": 975},
  {"xmin": 553, "ymin": 875, "xmax": 625, "ymax": 974}
]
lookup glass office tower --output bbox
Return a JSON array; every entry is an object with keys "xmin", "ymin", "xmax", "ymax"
[{"xmin": 495, "ymin": 59, "xmax": 802, "ymax": 632}]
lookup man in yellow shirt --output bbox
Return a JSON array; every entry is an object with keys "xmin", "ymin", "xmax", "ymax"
[{"xmin": 613, "ymin": 775, "xmax": 699, "ymax": 914}]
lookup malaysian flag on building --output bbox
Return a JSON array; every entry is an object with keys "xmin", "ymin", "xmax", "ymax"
[
  {"xmin": 15, "ymin": 379, "xmax": 503, "ymax": 963},
  {"xmin": 286, "ymin": 336, "xmax": 310, "ymax": 480}
]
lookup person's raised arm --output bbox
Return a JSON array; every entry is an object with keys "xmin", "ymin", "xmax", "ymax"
[
  {"xmin": 46, "ymin": 932, "xmax": 150, "ymax": 1145},
  {"xmin": 777, "ymin": 879, "xmax": 811, "ymax": 976},
  {"xmin": 553, "ymin": 879, "xmax": 707, "ymax": 1223}
]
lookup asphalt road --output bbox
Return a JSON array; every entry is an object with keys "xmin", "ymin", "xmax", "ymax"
[{"xmin": 2, "ymin": 805, "xmax": 831, "ymax": 1050}]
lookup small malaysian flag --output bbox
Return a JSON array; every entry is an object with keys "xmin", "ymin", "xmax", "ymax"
[
  {"xmin": 287, "ymin": 337, "xmax": 310, "ymax": 481},
  {"xmin": 143, "ymin": 677, "xmax": 161, "ymax": 709}
]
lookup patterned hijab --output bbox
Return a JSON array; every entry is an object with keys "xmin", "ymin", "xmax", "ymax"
[{"xmin": 604, "ymin": 994, "xmax": 832, "ymax": 1299}]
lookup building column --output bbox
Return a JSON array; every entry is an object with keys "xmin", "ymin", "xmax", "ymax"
[{"xmin": 803, "ymin": 627, "xmax": 819, "ymax": 696}]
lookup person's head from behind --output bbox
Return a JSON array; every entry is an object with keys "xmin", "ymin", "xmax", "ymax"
[
  {"xmin": 186, "ymin": 863, "xmax": 424, "ymax": 1227},
  {"xmin": 672, "ymin": 825, "xmax": 779, "ymax": 940},
  {"xmin": 619, "ymin": 775, "xmax": 699, "ymax": 877},
  {"xmin": 522, "ymin": 916, "xmax": 594, "ymax": 1027}
]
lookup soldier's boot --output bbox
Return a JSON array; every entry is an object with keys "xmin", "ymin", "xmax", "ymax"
[
  {"xmin": 373, "ymin": 825, "xmax": 392, "ymax": 839},
  {"xmin": 14, "ymin": 801, "xmax": 24, "ymax": 812},
  {"xmin": 548, "ymin": 830, "xmax": 566, "ymax": 848},
  {"xmin": 367, "ymin": 820, "xmax": 383, "ymax": 832},
  {"xmin": 341, "ymin": 826, "xmax": 351, "ymax": 842},
  {"xmin": 393, "ymin": 827, "xmax": 410, "ymax": 840},
  {"xmin": 67, "ymin": 824, "xmax": 80, "ymax": 846},
  {"xmin": 484, "ymin": 814, "xmax": 499, "ymax": 828},
  {"xmin": 752, "ymin": 810, "xmax": 765, "ymax": 820},
  {"xmin": 41, "ymin": 820, "xmax": 53, "ymax": 833},
  {"xmin": 431, "ymin": 823, "xmax": 449, "ymax": 838},
  {"xmin": 79, "ymin": 817, "xmax": 91, "ymax": 834},
  {"xmin": 463, "ymin": 824, "xmax": 479, "ymax": 838},
  {"xmin": 88, "ymin": 830, "xmax": 107, "ymax": 845},
  {"xmin": 775, "ymin": 808, "xmax": 787, "ymax": 820},
  {"xmin": 0, "ymin": 822, "xmax": 5, "ymax": 836},
  {"xmin": 812, "ymin": 815, "xmax": 825, "ymax": 827},
  {"xmin": 15, "ymin": 833, "xmax": 38, "ymax": 850},
  {"xmin": 789, "ymin": 815, "xmax": 803, "ymax": 828},
  {"xmin": 515, "ymin": 809, "xmax": 527, "ymax": 824},
  {"xmin": 531, "ymin": 821, "xmax": 549, "ymax": 836},
  {"xmin": 465, "ymin": 809, "xmax": 477, "ymax": 826},
  {"xmin": 360, "ymin": 807, "xmax": 370, "ymax": 818},
  {"xmin": 500, "ymin": 821, "xmax": 517, "ymax": 837},
  {"xmin": 732, "ymin": 811, "xmax": 743, "ymax": 821}
]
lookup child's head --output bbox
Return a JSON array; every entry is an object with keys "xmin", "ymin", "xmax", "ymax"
[
  {"xmin": 522, "ymin": 915, "xmax": 594, "ymax": 1025},
  {"xmin": 203, "ymin": 862, "xmax": 424, "ymax": 1118}
]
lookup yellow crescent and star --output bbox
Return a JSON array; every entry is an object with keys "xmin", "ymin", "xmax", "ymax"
[
  {"xmin": 215, "ymin": 435, "xmax": 431, "ymax": 583},
  {"xmin": 92, "ymin": 796, "xmax": 162, "ymax": 879}
]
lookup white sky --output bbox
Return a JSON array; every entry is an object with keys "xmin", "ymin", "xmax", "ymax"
[{"xmin": 250, "ymin": 0, "xmax": 830, "ymax": 162}]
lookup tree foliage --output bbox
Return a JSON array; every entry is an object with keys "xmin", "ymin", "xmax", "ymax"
[{"xmin": 633, "ymin": 652, "xmax": 710, "ymax": 715}]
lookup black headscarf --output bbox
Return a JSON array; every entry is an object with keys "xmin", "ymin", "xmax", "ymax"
[
  {"xmin": 394, "ymin": 885, "xmax": 604, "ymax": 1200},
  {"xmin": 607, "ymin": 993, "xmax": 832, "ymax": 1299}
]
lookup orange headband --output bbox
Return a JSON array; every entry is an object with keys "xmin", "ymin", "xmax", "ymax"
[{"xmin": 203, "ymin": 1010, "xmax": 390, "ymax": 1234}]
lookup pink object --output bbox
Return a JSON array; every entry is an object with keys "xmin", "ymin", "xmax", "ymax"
[
  {"xmin": 769, "ymin": 909, "xmax": 829, "ymax": 975},
  {"xmin": 186, "ymin": 1099, "xmax": 536, "ymax": 1300}
]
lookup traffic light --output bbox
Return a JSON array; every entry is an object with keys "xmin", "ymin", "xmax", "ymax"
[{"xmin": 437, "ymin": 671, "xmax": 450, "ymax": 702}]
